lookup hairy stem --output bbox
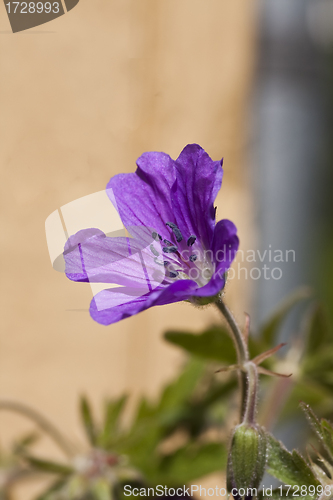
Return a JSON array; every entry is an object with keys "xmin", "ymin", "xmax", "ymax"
[
  {"xmin": 215, "ymin": 298, "xmax": 258, "ymax": 422},
  {"xmin": 243, "ymin": 362, "xmax": 258, "ymax": 425},
  {"xmin": 0, "ymin": 400, "xmax": 76, "ymax": 458},
  {"xmin": 215, "ymin": 298, "xmax": 248, "ymax": 364}
]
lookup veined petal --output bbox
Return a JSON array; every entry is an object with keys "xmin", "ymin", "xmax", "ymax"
[
  {"xmin": 171, "ymin": 144, "xmax": 223, "ymax": 250},
  {"xmin": 64, "ymin": 228, "xmax": 167, "ymax": 290},
  {"xmin": 106, "ymin": 152, "xmax": 176, "ymax": 239},
  {"xmin": 90, "ymin": 280, "xmax": 198, "ymax": 325},
  {"xmin": 90, "ymin": 288, "xmax": 151, "ymax": 325}
]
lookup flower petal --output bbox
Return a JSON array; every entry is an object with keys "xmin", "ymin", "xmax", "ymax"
[
  {"xmin": 90, "ymin": 288, "xmax": 151, "ymax": 325},
  {"xmin": 64, "ymin": 228, "xmax": 167, "ymax": 290},
  {"xmin": 106, "ymin": 152, "xmax": 176, "ymax": 239},
  {"xmin": 171, "ymin": 144, "xmax": 223, "ymax": 249},
  {"xmin": 90, "ymin": 280, "xmax": 198, "ymax": 325}
]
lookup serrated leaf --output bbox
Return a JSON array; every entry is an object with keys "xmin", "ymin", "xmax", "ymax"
[
  {"xmin": 80, "ymin": 395, "xmax": 98, "ymax": 446},
  {"xmin": 266, "ymin": 434, "xmax": 320, "ymax": 490},
  {"xmin": 25, "ymin": 456, "xmax": 73, "ymax": 475},
  {"xmin": 301, "ymin": 403, "xmax": 333, "ymax": 460},
  {"xmin": 164, "ymin": 326, "xmax": 236, "ymax": 364},
  {"xmin": 260, "ymin": 288, "xmax": 311, "ymax": 345}
]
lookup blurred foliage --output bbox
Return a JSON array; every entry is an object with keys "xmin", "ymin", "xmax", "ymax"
[
  {"xmin": 0, "ymin": 433, "xmax": 40, "ymax": 499},
  {"xmin": 14, "ymin": 358, "xmax": 230, "ymax": 499},
  {"xmin": 2, "ymin": 290, "xmax": 333, "ymax": 499},
  {"xmin": 166, "ymin": 289, "xmax": 333, "ymax": 425}
]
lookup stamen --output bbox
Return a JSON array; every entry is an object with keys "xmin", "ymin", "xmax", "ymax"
[
  {"xmin": 163, "ymin": 261, "xmax": 170, "ymax": 267},
  {"xmin": 154, "ymin": 257, "xmax": 164, "ymax": 266},
  {"xmin": 187, "ymin": 235, "xmax": 196, "ymax": 246},
  {"xmin": 152, "ymin": 232, "xmax": 162, "ymax": 241},
  {"xmin": 166, "ymin": 222, "xmax": 183, "ymax": 243},
  {"xmin": 189, "ymin": 254, "xmax": 197, "ymax": 262},
  {"xmin": 150, "ymin": 244, "xmax": 159, "ymax": 257},
  {"xmin": 163, "ymin": 246, "xmax": 178, "ymax": 254},
  {"xmin": 164, "ymin": 239, "xmax": 173, "ymax": 246},
  {"xmin": 169, "ymin": 271, "xmax": 179, "ymax": 278}
]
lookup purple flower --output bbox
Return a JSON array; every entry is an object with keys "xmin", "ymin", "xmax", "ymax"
[{"xmin": 63, "ymin": 144, "xmax": 239, "ymax": 325}]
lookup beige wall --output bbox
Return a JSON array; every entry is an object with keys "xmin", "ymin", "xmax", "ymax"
[{"xmin": 0, "ymin": 0, "xmax": 257, "ymax": 494}]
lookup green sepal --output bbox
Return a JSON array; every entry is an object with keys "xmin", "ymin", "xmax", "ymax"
[{"xmin": 227, "ymin": 423, "xmax": 267, "ymax": 493}]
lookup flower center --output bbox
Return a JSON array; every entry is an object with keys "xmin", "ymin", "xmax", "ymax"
[{"xmin": 150, "ymin": 223, "xmax": 213, "ymax": 288}]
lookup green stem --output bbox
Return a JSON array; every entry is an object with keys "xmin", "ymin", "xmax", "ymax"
[
  {"xmin": 215, "ymin": 298, "xmax": 248, "ymax": 364},
  {"xmin": 215, "ymin": 298, "xmax": 256, "ymax": 422},
  {"xmin": 243, "ymin": 362, "xmax": 258, "ymax": 425},
  {"xmin": 0, "ymin": 400, "xmax": 76, "ymax": 458}
]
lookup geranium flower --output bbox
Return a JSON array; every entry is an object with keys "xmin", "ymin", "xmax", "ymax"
[{"xmin": 63, "ymin": 144, "xmax": 239, "ymax": 325}]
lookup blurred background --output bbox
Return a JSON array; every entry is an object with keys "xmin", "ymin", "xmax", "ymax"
[{"xmin": 1, "ymin": 0, "xmax": 333, "ymax": 498}]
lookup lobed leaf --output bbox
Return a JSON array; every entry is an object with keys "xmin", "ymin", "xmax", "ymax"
[{"xmin": 266, "ymin": 434, "xmax": 320, "ymax": 492}]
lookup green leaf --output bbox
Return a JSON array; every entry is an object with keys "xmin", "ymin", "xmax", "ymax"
[
  {"xmin": 266, "ymin": 434, "xmax": 320, "ymax": 492},
  {"xmin": 25, "ymin": 456, "xmax": 73, "ymax": 475},
  {"xmin": 91, "ymin": 478, "xmax": 113, "ymax": 500},
  {"xmin": 260, "ymin": 288, "xmax": 311, "ymax": 346},
  {"xmin": 157, "ymin": 358, "xmax": 206, "ymax": 411},
  {"xmin": 164, "ymin": 326, "xmax": 236, "ymax": 364},
  {"xmin": 305, "ymin": 305, "xmax": 329, "ymax": 354},
  {"xmin": 13, "ymin": 432, "xmax": 39, "ymax": 454},
  {"xmin": 280, "ymin": 381, "xmax": 333, "ymax": 420},
  {"xmin": 35, "ymin": 478, "xmax": 68, "ymax": 500},
  {"xmin": 159, "ymin": 442, "xmax": 227, "ymax": 485},
  {"xmin": 301, "ymin": 403, "xmax": 333, "ymax": 460},
  {"xmin": 99, "ymin": 395, "xmax": 127, "ymax": 449},
  {"xmin": 80, "ymin": 395, "xmax": 98, "ymax": 446}
]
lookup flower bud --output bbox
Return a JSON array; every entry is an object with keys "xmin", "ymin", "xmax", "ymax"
[{"xmin": 227, "ymin": 423, "xmax": 267, "ymax": 498}]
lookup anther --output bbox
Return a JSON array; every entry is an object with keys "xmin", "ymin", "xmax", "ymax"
[
  {"xmin": 152, "ymin": 232, "xmax": 162, "ymax": 241},
  {"xmin": 169, "ymin": 271, "xmax": 179, "ymax": 278},
  {"xmin": 163, "ymin": 246, "xmax": 178, "ymax": 254},
  {"xmin": 187, "ymin": 235, "xmax": 196, "ymax": 246},
  {"xmin": 154, "ymin": 257, "xmax": 164, "ymax": 266},
  {"xmin": 166, "ymin": 222, "xmax": 183, "ymax": 243},
  {"xmin": 164, "ymin": 239, "xmax": 173, "ymax": 246},
  {"xmin": 150, "ymin": 245, "xmax": 159, "ymax": 257},
  {"xmin": 189, "ymin": 254, "xmax": 197, "ymax": 262}
]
